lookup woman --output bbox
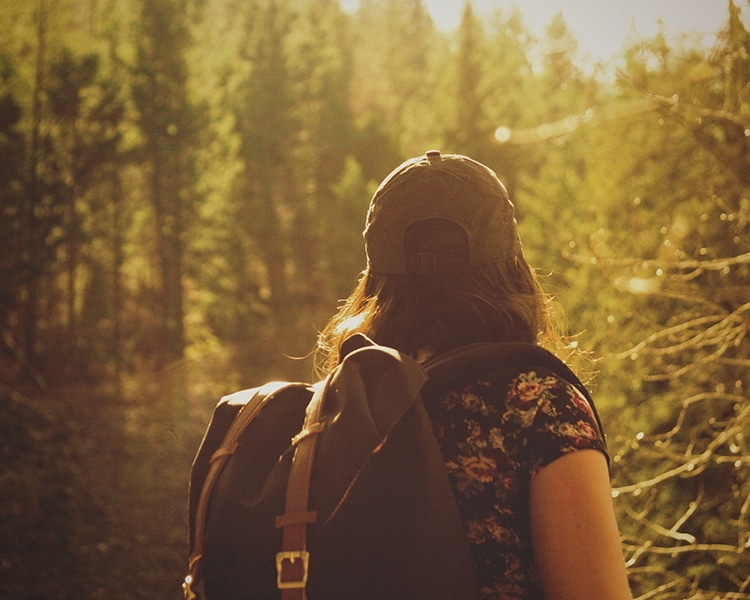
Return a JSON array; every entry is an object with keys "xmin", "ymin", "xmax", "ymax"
[{"xmin": 315, "ymin": 150, "xmax": 632, "ymax": 599}]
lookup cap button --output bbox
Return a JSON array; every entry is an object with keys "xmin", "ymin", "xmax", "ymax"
[{"xmin": 425, "ymin": 149, "xmax": 441, "ymax": 164}]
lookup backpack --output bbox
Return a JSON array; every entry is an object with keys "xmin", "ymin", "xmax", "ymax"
[{"xmin": 184, "ymin": 334, "xmax": 604, "ymax": 600}]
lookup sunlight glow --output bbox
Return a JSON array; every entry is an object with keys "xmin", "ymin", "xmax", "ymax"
[
  {"xmin": 342, "ymin": 1, "xmax": 740, "ymax": 67},
  {"xmin": 494, "ymin": 126, "xmax": 511, "ymax": 143},
  {"xmin": 424, "ymin": 0, "xmax": 734, "ymax": 63},
  {"xmin": 614, "ymin": 276, "xmax": 662, "ymax": 295}
]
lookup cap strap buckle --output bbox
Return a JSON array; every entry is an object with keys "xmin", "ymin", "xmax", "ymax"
[{"xmin": 415, "ymin": 252, "xmax": 437, "ymax": 274}]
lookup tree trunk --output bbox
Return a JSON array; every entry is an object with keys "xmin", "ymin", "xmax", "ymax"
[{"xmin": 21, "ymin": 0, "xmax": 49, "ymax": 365}]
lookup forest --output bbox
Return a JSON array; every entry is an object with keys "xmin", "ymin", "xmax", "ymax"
[{"xmin": 0, "ymin": 0, "xmax": 748, "ymax": 597}]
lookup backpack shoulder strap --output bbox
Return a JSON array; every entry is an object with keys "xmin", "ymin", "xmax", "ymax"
[{"xmin": 274, "ymin": 378, "xmax": 328, "ymax": 599}]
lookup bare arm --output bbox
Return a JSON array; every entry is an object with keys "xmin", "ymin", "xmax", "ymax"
[{"xmin": 529, "ymin": 449, "xmax": 632, "ymax": 600}]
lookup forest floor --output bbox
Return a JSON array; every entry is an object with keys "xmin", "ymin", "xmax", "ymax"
[{"xmin": 1, "ymin": 372, "xmax": 216, "ymax": 600}]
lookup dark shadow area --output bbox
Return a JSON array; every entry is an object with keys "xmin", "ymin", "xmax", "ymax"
[{"xmin": 1, "ymin": 378, "xmax": 210, "ymax": 600}]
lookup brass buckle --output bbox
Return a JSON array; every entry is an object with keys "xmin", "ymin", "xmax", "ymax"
[
  {"xmin": 182, "ymin": 575, "xmax": 197, "ymax": 600},
  {"xmin": 276, "ymin": 550, "xmax": 310, "ymax": 589}
]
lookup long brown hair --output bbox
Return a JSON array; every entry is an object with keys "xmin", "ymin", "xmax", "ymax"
[{"xmin": 315, "ymin": 255, "xmax": 567, "ymax": 377}]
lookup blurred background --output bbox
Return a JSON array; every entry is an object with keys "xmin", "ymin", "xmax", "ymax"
[{"xmin": 0, "ymin": 0, "xmax": 748, "ymax": 597}]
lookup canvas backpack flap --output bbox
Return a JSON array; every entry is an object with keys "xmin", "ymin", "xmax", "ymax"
[
  {"xmin": 306, "ymin": 341, "xmax": 428, "ymax": 523},
  {"xmin": 303, "ymin": 341, "xmax": 480, "ymax": 600}
]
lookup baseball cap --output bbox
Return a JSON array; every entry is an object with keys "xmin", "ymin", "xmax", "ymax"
[{"xmin": 364, "ymin": 150, "xmax": 523, "ymax": 275}]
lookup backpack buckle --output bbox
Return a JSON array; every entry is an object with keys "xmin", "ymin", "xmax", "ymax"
[
  {"xmin": 182, "ymin": 574, "xmax": 197, "ymax": 600},
  {"xmin": 276, "ymin": 550, "xmax": 310, "ymax": 589}
]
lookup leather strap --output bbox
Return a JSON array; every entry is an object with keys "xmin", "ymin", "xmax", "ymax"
[{"xmin": 275, "ymin": 378, "xmax": 328, "ymax": 600}]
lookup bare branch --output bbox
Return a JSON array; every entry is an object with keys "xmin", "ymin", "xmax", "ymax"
[{"xmin": 613, "ymin": 402, "xmax": 750, "ymax": 495}]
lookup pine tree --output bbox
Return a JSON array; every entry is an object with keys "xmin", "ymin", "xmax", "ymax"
[{"xmin": 131, "ymin": 0, "xmax": 201, "ymax": 365}]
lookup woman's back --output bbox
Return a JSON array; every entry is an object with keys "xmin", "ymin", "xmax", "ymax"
[{"xmin": 424, "ymin": 362, "xmax": 606, "ymax": 598}]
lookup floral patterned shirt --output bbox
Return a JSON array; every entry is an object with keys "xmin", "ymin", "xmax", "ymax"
[{"xmin": 422, "ymin": 365, "xmax": 608, "ymax": 600}]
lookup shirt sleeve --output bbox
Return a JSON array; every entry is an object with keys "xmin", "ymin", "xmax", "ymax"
[{"xmin": 502, "ymin": 367, "xmax": 608, "ymax": 477}]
